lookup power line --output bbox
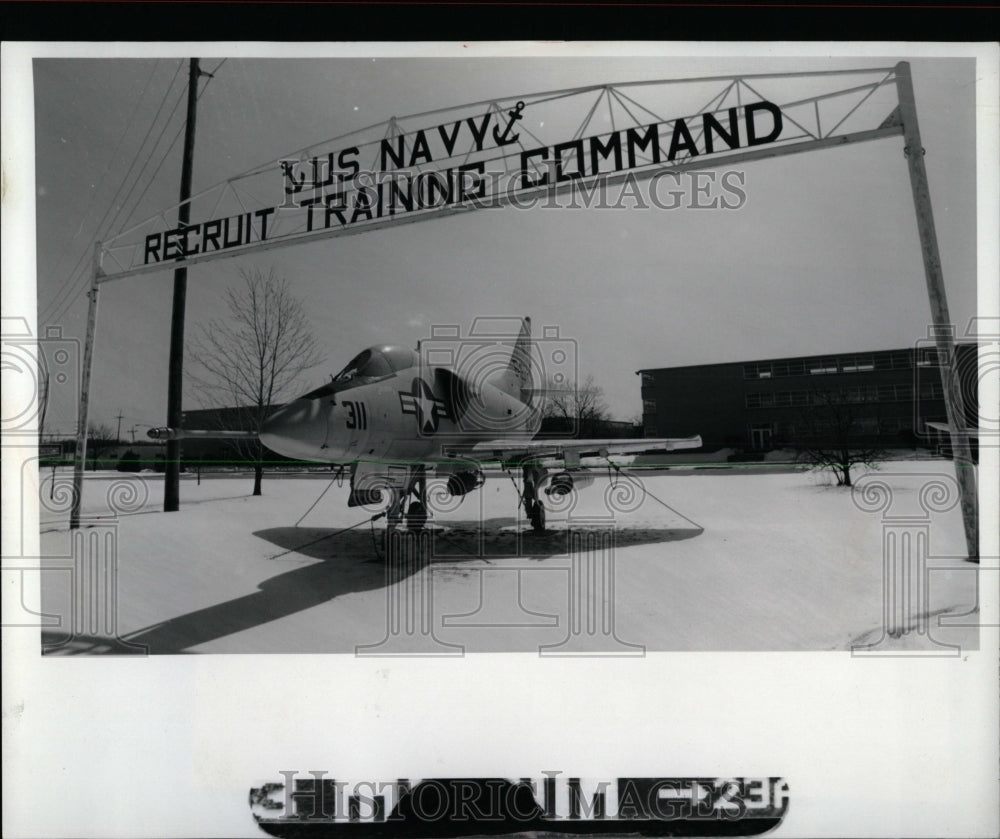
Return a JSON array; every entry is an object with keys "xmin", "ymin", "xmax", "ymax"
[
  {"xmin": 119, "ymin": 61, "xmax": 226, "ymax": 243},
  {"xmin": 40, "ymin": 59, "xmax": 164, "ymax": 298},
  {"xmin": 44, "ymin": 66, "xmax": 190, "ymax": 324},
  {"xmin": 46, "ymin": 59, "xmax": 228, "ymax": 328},
  {"xmin": 41, "ymin": 60, "xmax": 188, "ymax": 324}
]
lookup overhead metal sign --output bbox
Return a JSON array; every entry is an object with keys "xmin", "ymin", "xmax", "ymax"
[
  {"xmin": 96, "ymin": 67, "xmax": 904, "ymax": 282},
  {"xmin": 74, "ymin": 63, "xmax": 979, "ymax": 562}
]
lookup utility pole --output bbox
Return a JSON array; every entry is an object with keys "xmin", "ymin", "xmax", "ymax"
[
  {"xmin": 164, "ymin": 58, "xmax": 201, "ymax": 513},
  {"xmin": 115, "ymin": 410, "xmax": 124, "ymax": 444}
]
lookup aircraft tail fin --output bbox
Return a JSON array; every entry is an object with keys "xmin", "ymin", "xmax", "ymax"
[{"xmin": 486, "ymin": 316, "xmax": 534, "ymax": 404}]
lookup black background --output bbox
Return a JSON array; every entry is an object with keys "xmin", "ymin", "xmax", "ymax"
[{"xmin": 3, "ymin": 1, "xmax": 998, "ymax": 43}]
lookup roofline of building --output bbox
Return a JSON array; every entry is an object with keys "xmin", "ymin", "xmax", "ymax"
[{"xmin": 635, "ymin": 340, "xmax": 979, "ymax": 375}]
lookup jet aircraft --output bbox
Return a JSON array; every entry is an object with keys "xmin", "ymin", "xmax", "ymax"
[{"xmin": 151, "ymin": 318, "xmax": 701, "ymax": 531}]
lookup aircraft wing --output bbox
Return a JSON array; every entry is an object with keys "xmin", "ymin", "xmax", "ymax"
[
  {"xmin": 442, "ymin": 435, "xmax": 702, "ymax": 463},
  {"xmin": 925, "ymin": 422, "xmax": 982, "ymax": 438},
  {"xmin": 148, "ymin": 427, "xmax": 258, "ymax": 441}
]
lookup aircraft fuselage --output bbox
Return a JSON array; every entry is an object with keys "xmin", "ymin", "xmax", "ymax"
[{"xmin": 260, "ymin": 362, "xmax": 539, "ymax": 467}]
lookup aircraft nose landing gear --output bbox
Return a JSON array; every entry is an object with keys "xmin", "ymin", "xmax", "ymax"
[
  {"xmin": 528, "ymin": 499, "xmax": 546, "ymax": 532},
  {"xmin": 521, "ymin": 463, "xmax": 547, "ymax": 533},
  {"xmin": 379, "ymin": 466, "xmax": 432, "ymax": 558},
  {"xmin": 383, "ymin": 465, "xmax": 429, "ymax": 533}
]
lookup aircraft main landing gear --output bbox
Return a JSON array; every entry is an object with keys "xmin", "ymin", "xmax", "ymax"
[{"xmin": 406, "ymin": 500, "xmax": 427, "ymax": 530}]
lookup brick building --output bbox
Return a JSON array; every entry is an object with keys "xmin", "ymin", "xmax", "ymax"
[{"xmin": 638, "ymin": 343, "xmax": 978, "ymax": 452}]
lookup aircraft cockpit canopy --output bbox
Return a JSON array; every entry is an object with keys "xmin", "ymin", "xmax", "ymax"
[
  {"xmin": 333, "ymin": 345, "xmax": 419, "ymax": 383},
  {"xmin": 300, "ymin": 345, "xmax": 419, "ymax": 399}
]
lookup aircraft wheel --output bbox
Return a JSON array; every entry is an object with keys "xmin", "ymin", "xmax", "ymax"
[
  {"xmin": 529, "ymin": 500, "xmax": 546, "ymax": 532},
  {"xmin": 407, "ymin": 501, "xmax": 427, "ymax": 531}
]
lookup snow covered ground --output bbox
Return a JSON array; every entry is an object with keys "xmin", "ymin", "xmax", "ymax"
[{"xmin": 37, "ymin": 460, "xmax": 979, "ymax": 654}]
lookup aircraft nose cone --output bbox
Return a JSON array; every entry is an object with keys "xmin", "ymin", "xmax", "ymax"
[{"xmin": 259, "ymin": 399, "xmax": 327, "ymax": 460}]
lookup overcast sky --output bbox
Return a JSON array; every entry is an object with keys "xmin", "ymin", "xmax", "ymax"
[{"xmin": 24, "ymin": 46, "xmax": 981, "ymax": 437}]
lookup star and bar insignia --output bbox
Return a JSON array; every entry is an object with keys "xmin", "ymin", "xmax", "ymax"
[{"xmin": 399, "ymin": 378, "xmax": 451, "ymax": 433}]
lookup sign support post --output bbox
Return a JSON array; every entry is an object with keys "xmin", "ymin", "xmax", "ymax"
[
  {"xmin": 895, "ymin": 60, "xmax": 979, "ymax": 561},
  {"xmin": 69, "ymin": 243, "xmax": 102, "ymax": 530}
]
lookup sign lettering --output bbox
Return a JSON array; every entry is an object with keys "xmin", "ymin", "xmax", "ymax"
[{"xmin": 137, "ymin": 101, "xmax": 784, "ymax": 269}]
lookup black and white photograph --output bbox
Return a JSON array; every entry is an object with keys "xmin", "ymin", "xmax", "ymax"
[{"xmin": 3, "ymin": 40, "xmax": 998, "ymax": 838}]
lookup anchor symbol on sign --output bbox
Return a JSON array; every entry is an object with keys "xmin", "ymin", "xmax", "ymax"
[
  {"xmin": 493, "ymin": 101, "xmax": 526, "ymax": 146},
  {"xmin": 280, "ymin": 160, "xmax": 306, "ymax": 193}
]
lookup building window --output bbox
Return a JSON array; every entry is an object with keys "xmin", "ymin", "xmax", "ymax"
[
  {"xmin": 743, "ymin": 350, "xmax": 917, "ymax": 381},
  {"xmin": 771, "ymin": 359, "xmax": 806, "ymax": 377},
  {"xmin": 641, "ymin": 372, "xmax": 655, "ymax": 385},
  {"xmin": 642, "ymin": 399, "xmax": 657, "ymax": 413},
  {"xmin": 744, "ymin": 363, "xmax": 774, "ymax": 379},
  {"xmin": 809, "ymin": 362, "xmax": 838, "ymax": 375},
  {"xmin": 890, "ymin": 350, "xmax": 912, "ymax": 369},
  {"xmin": 871, "ymin": 351, "xmax": 914, "ymax": 371},
  {"xmin": 842, "ymin": 354, "xmax": 875, "ymax": 372},
  {"xmin": 746, "ymin": 392, "xmax": 776, "ymax": 409},
  {"xmin": 917, "ymin": 348, "xmax": 945, "ymax": 367}
]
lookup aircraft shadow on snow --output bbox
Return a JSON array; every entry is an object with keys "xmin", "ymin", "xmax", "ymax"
[
  {"xmin": 40, "ymin": 521, "xmax": 700, "ymax": 655},
  {"xmin": 256, "ymin": 518, "xmax": 702, "ymax": 561}
]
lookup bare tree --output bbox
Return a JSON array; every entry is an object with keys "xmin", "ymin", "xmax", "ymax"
[
  {"xmin": 87, "ymin": 423, "xmax": 119, "ymax": 471},
  {"xmin": 189, "ymin": 266, "xmax": 323, "ymax": 495},
  {"xmin": 794, "ymin": 388, "xmax": 888, "ymax": 487},
  {"xmin": 542, "ymin": 374, "xmax": 610, "ymax": 437}
]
